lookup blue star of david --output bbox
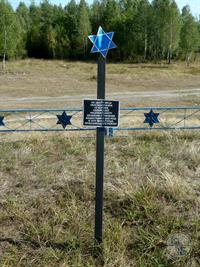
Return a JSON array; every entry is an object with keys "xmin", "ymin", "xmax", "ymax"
[
  {"xmin": 0, "ymin": 116, "xmax": 5, "ymax": 126},
  {"xmin": 88, "ymin": 26, "xmax": 117, "ymax": 58},
  {"xmin": 56, "ymin": 111, "xmax": 72, "ymax": 129},
  {"xmin": 144, "ymin": 109, "xmax": 159, "ymax": 127}
]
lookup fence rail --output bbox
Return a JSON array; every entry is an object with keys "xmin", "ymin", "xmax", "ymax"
[{"xmin": 0, "ymin": 106, "xmax": 200, "ymax": 135}]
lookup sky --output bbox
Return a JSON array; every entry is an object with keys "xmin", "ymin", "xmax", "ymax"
[{"xmin": 10, "ymin": 0, "xmax": 200, "ymax": 18}]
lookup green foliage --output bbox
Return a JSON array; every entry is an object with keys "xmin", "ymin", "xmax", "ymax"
[
  {"xmin": 150, "ymin": 0, "xmax": 181, "ymax": 62},
  {"xmin": 180, "ymin": 6, "xmax": 200, "ymax": 65},
  {"xmin": 0, "ymin": 0, "xmax": 199, "ymax": 62},
  {"xmin": 0, "ymin": 0, "xmax": 24, "ymax": 59},
  {"xmin": 65, "ymin": 0, "xmax": 79, "ymax": 59},
  {"xmin": 76, "ymin": 0, "xmax": 91, "ymax": 58}
]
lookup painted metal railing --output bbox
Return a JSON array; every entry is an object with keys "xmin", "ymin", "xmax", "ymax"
[{"xmin": 0, "ymin": 107, "xmax": 200, "ymax": 135}]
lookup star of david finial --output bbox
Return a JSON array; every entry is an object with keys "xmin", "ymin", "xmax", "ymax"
[
  {"xmin": 0, "ymin": 116, "xmax": 5, "ymax": 126},
  {"xmin": 56, "ymin": 111, "xmax": 72, "ymax": 129},
  {"xmin": 88, "ymin": 26, "xmax": 117, "ymax": 58},
  {"xmin": 144, "ymin": 109, "xmax": 159, "ymax": 127}
]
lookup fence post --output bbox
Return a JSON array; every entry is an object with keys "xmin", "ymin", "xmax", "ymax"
[{"xmin": 108, "ymin": 128, "xmax": 114, "ymax": 137}]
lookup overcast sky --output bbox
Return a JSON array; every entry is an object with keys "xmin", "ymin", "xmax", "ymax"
[{"xmin": 10, "ymin": 0, "xmax": 200, "ymax": 18}]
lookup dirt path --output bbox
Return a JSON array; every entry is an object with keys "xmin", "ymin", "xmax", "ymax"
[
  {"xmin": 0, "ymin": 87, "xmax": 200, "ymax": 109},
  {"xmin": 0, "ymin": 60, "xmax": 200, "ymax": 108}
]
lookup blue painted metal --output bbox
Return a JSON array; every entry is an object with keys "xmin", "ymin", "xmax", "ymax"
[
  {"xmin": 0, "ymin": 128, "xmax": 95, "ymax": 133},
  {"xmin": 88, "ymin": 26, "xmax": 117, "ymax": 58},
  {"xmin": 0, "ymin": 106, "xmax": 200, "ymax": 134},
  {"xmin": 0, "ymin": 116, "xmax": 5, "ymax": 126},
  {"xmin": 106, "ymin": 128, "xmax": 114, "ymax": 137},
  {"xmin": 0, "ymin": 108, "xmax": 81, "ymax": 112},
  {"xmin": 56, "ymin": 111, "xmax": 72, "ymax": 129},
  {"xmin": 117, "ymin": 126, "xmax": 200, "ymax": 131},
  {"xmin": 144, "ymin": 109, "xmax": 159, "ymax": 127}
]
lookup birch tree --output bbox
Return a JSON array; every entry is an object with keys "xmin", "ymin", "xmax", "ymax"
[
  {"xmin": 0, "ymin": 0, "xmax": 22, "ymax": 69},
  {"xmin": 180, "ymin": 5, "xmax": 200, "ymax": 66}
]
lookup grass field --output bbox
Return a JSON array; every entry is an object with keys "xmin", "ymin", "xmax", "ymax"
[
  {"xmin": 0, "ymin": 59, "xmax": 200, "ymax": 109},
  {"xmin": 0, "ymin": 60, "xmax": 200, "ymax": 266},
  {"xmin": 0, "ymin": 133, "xmax": 199, "ymax": 266}
]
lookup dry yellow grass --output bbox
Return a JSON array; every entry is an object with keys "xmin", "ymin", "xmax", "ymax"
[
  {"xmin": 0, "ymin": 133, "xmax": 199, "ymax": 266},
  {"xmin": 0, "ymin": 60, "xmax": 200, "ymax": 266},
  {"xmin": 0, "ymin": 59, "xmax": 200, "ymax": 109}
]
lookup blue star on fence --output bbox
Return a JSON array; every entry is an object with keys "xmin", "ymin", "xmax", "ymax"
[
  {"xmin": 56, "ymin": 111, "xmax": 72, "ymax": 129},
  {"xmin": 0, "ymin": 116, "xmax": 5, "ymax": 126},
  {"xmin": 88, "ymin": 26, "xmax": 117, "ymax": 58},
  {"xmin": 144, "ymin": 109, "xmax": 159, "ymax": 127}
]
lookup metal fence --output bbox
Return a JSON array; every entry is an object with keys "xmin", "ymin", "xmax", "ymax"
[{"xmin": 0, "ymin": 107, "xmax": 200, "ymax": 135}]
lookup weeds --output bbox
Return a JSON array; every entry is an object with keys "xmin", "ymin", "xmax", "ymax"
[{"xmin": 0, "ymin": 132, "xmax": 199, "ymax": 266}]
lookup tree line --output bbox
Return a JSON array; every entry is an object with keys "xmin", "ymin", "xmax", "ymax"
[{"xmin": 0, "ymin": 0, "xmax": 200, "ymax": 64}]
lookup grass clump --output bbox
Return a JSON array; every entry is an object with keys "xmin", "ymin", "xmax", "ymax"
[{"xmin": 0, "ymin": 132, "xmax": 199, "ymax": 266}]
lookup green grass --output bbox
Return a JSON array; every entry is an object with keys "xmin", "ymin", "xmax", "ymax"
[{"xmin": 0, "ymin": 132, "xmax": 199, "ymax": 266}]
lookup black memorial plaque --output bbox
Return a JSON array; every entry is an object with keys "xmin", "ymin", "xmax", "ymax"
[{"xmin": 83, "ymin": 99, "xmax": 119, "ymax": 127}]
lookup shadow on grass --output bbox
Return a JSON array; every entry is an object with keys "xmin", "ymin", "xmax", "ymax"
[
  {"xmin": 0, "ymin": 237, "xmax": 76, "ymax": 251},
  {"xmin": 0, "ymin": 237, "xmax": 105, "ymax": 265}
]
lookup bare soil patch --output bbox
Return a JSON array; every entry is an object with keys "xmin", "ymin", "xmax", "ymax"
[{"xmin": 0, "ymin": 60, "xmax": 200, "ymax": 109}]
